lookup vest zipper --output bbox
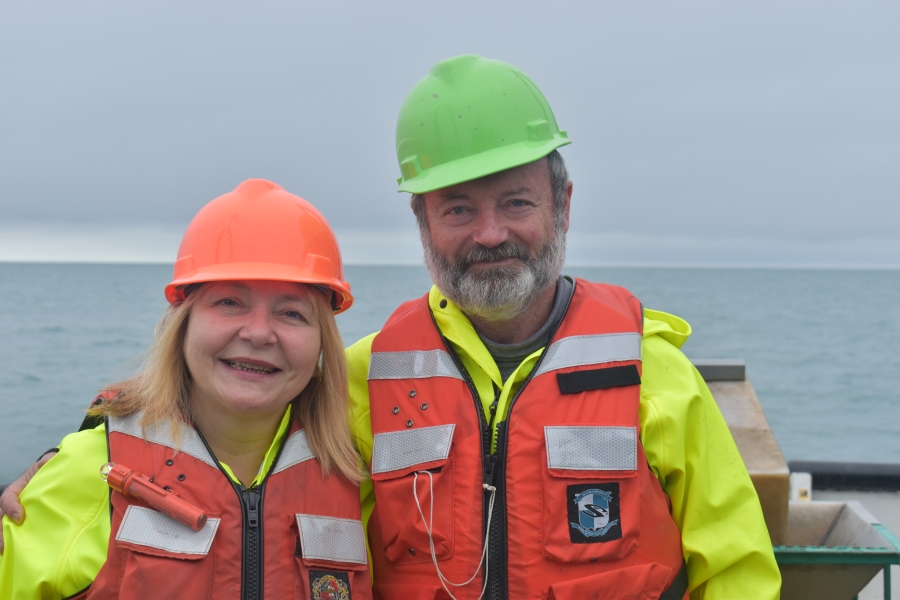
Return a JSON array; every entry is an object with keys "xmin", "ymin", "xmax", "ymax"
[
  {"xmin": 194, "ymin": 426, "xmax": 288, "ymax": 600},
  {"xmin": 241, "ymin": 485, "xmax": 264, "ymax": 600},
  {"xmin": 487, "ymin": 283, "xmax": 576, "ymax": 600}
]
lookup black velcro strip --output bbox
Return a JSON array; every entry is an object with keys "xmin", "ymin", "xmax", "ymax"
[
  {"xmin": 78, "ymin": 397, "xmax": 106, "ymax": 432},
  {"xmin": 658, "ymin": 562, "xmax": 689, "ymax": 600},
  {"xmin": 557, "ymin": 365, "xmax": 641, "ymax": 394}
]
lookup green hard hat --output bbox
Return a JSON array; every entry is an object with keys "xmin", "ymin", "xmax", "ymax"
[{"xmin": 396, "ymin": 54, "xmax": 571, "ymax": 194}]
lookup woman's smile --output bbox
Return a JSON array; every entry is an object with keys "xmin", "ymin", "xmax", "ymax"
[{"xmin": 222, "ymin": 358, "xmax": 280, "ymax": 376}]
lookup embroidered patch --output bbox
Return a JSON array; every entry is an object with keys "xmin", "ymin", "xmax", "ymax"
[
  {"xmin": 309, "ymin": 570, "xmax": 351, "ymax": 600},
  {"xmin": 567, "ymin": 483, "xmax": 622, "ymax": 543}
]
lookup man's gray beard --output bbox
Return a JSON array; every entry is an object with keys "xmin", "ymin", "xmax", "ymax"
[{"xmin": 422, "ymin": 228, "xmax": 566, "ymax": 322}]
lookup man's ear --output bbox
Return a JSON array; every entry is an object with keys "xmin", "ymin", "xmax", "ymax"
[{"xmin": 562, "ymin": 180, "xmax": 573, "ymax": 233}]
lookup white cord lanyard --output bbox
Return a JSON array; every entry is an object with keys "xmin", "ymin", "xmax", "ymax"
[{"xmin": 413, "ymin": 471, "xmax": 497, "ymax": 600}]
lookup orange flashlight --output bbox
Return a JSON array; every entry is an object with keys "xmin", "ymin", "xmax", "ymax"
[{"xmin": 101, "ymin": 462, "xmax": 208, "ymax": 531}]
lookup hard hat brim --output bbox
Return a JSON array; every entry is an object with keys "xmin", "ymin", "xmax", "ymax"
[
  {"xmin": 397, "ymin": 136, "xmax": 571, "ymax": 195},
  {"xmin": 164, "ymin": 262, "xmax": 353, "ymax": 314}
]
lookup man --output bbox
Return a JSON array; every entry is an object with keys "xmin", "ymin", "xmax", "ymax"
[
  {"xmin": 2, "ymin": 55, "xmax": 780, "ymax": 598},
  {"xmin": 348, "ymin": 54, "xmax": 780, "ymax": 599}
]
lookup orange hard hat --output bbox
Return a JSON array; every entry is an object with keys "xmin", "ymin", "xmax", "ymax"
[{"xmin": 164, "ymin": 179, "xmax": 353, "ymax": 314}]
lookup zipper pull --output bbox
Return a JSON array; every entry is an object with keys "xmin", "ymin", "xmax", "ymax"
[
  {"xmin": 246, "ymin": 489, "xmax": 260, "ymax": 528},
  {"xmin": 488, "ymin": 383, "xmax": 501, "ymax": 428},
  {"xmin": 483, "ymin": 454, "xmax": 498, "ymax": 489}
]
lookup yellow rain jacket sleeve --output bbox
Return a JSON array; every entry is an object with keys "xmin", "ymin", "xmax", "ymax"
[
  {"xmin": 0, "ymin": 427, "xmax": 110, "ymax": 599},
  {"xmin": 348, "ymin": 285, "xmax": 780, "ymax": 599},
  {"xmin": 0, "ymin": 409, "xmax": 294, "ymax": 599}
]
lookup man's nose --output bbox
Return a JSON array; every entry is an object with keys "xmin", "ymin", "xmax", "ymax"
[
  {"xmin": 470, "ymin": 208, "xmax": 508, "ymax": 248},
  {"xmin": 238, "ymin": 306, "xmax": 278, "ymax": 346}
]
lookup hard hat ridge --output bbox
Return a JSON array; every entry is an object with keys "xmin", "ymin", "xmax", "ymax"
[{"xmin": 164, "ymin": 179, "xmax": 353, "ymax": 313}]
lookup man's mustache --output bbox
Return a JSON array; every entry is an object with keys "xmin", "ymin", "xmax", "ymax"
[{"xmin": 456, "ymin": 242, "xmax": 531, "ymax": 271}]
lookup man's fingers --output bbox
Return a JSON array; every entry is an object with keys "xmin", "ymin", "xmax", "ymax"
[
  {"xmin": 1, "ymin": 455, "xmax": 54, "ymax": 554},
  {"xmin": 0, "ymin": 478, "xmax": 28, "ymax": 526},
  {"xmin": 0, "ymin": 452, "xmax": 56, "ymax": 527},
  {"xmin": 36, "ymin": 452, "xmax": 56, "ymax": 468}
]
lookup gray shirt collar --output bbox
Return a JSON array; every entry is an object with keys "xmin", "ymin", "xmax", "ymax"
[{"xmin": 477, "ymin": 275, "xmax": 575, "ymax": 383}]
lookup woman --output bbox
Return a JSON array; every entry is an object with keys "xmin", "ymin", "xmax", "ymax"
[{"xmin": 0, "ymin": 179, "xmax": 372, "ymax": 599}]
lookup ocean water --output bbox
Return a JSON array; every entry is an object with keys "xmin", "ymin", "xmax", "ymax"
[{"xmin": 0, "ymin": 263, "xmax": 898, "ymax": 482}]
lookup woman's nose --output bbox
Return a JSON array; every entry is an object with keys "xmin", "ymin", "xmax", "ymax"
[{"xmin": 238, "ymin": 306, "xmax": 277, "ymax": 346}]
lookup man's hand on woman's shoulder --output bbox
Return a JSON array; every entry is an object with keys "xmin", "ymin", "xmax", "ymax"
[{"xmin": 0, "ymin": 451, "xmax": 56, "ymax": 553}]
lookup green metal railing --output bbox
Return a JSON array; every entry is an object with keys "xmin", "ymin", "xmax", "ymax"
[{"xmin": 774, "ymin": 524, "xmax": 900, "ymax": 600}]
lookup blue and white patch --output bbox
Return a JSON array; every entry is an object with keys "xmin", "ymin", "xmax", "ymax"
[{"xmin": 567, "ymin": 483, "xmax": 622, "ymax": 543}]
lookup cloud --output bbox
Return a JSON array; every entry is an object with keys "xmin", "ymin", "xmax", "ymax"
[
  {"xmin": 0, "ymin": 0, "xmax": 897, "ymax": 263},
  {"xmin": 3, "ymin": 222, "xmax": 896, "ymax": 269}
]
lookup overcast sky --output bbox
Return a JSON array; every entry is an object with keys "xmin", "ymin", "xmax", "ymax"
[{"xmin": 1, "ymin": 1, "xmax": 897, "ymax": 266}]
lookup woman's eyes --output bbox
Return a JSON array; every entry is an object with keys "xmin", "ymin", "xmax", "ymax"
[
  {"xmin": 210, "ymin": 297, "xmax": 310, "ymax": 323},
  {"xmin": 282, "ymin": 309, "xmax": 311, "ymax": 323}
]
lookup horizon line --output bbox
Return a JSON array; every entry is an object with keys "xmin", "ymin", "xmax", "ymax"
[{"xmin": 0, "ymin": 260, "xmax": 897, "ymax": 271}]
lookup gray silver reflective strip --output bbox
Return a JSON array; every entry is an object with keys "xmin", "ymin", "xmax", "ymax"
[
  {"xmin": 368, "ymin": 350, "xmax": 464, "ymax": 381},
  {"xmin": 544, "ymin": 426, "xmax": 637, "ymax": 471},
  {"xmin": 107, "ymin": 412, "xmax": 217, "ymax": 469},
  {"xmin": 534, "ymin": 333, "xmax": 642, "ymax": 377},
  {"xmin": 272, "ymin": 429, "xmax": 316, "ymax": 475},
  {"xmin": 295, "ymin": 514, "xmax": 367, "ymax": 564},
  {"xmin": 370, "ymin": 424, "xmax": 455, "ymax": 475},
  {"xmin": 116, "ymin": 505, "xmax": 220, "ymax": 555}
]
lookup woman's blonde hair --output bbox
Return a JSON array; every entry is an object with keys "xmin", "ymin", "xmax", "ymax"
[{"xmin": 94, "ymin": 283, "xmax": 361, "ymax": 483}]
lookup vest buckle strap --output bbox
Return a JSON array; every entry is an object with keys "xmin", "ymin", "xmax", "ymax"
[{"xmin": 544, "ymin": 426, "xmax": 638, "ymax": 471}]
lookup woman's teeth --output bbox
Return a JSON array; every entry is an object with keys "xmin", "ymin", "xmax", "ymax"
[{"xmin": 227, "ymin": 361, "xmax": 275, "ymax": 374}]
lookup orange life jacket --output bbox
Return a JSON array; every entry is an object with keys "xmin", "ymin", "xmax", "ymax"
[
  {"xmin": 82, "ymin": 411, "xmax": 372, "ymax": 600},
  {"xmin": 366, "ymin": 280, "xmax": 688, "ymax": 600}
]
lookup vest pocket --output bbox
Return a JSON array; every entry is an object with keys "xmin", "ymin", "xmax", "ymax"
[
  {"xmin": 113, "ymin": 505, "xmax": 220, "ymax": 597},
  {"xmin": 369, "ymin": 424, "xmax": 456, "ymax": 566},
  {"xmin": 369, "ymin": 455, "xmax": 455, "ymax": 566},
  {"xmin": 540, "ymin": 426, "xmax": 640, "ymax": 563},
  {"xmin": 545, "ymin": 563, "xmax": 674, "ymax": 600},
  {"xmin": 292, "ymin": 515, "xmax": 371, "ymax": 599}
]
